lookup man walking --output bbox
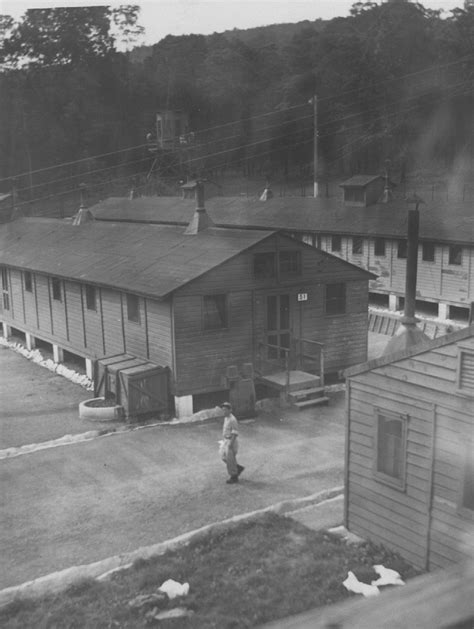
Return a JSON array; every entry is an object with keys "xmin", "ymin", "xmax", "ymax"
[{"xmin": 221, "ymin": 402, "xmax": 244, "ymax": 484}]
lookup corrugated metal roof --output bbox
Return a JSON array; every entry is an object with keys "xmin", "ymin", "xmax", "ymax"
[
  {"xmin": 91, "ymin": 195, "xmax": 474, "ymax": 245},
  {"xmin": 0, "ymin": 218, "xmax": 276, "ymax": 298}
]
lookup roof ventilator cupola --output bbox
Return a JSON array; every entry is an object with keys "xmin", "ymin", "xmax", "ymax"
[
  {"xmin": 72, "ymin": 184, "xmax": 94, "ymax": 225},
  {"xmin": 184, "ymin": 180, "xmax": 214, "ymax": 234}
]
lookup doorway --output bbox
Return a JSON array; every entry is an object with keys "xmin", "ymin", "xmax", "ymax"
[{"xmin": 266, "ymin": 294, "xmax": 290, "ymax": 359}]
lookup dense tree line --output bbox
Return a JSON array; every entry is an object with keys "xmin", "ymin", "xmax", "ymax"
[{"xmin": 0, "ymin": 1, "xmax": 473, "ymax": 205}]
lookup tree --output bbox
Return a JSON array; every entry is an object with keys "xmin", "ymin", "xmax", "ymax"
[{"xmin": 0, "ymin": 5, "xmax": 143, "ymax": 67}]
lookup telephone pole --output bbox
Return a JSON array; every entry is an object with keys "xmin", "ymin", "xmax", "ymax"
[{"xmin": 312, "ymin": 94, "xmax": 318, "ymax": 198}]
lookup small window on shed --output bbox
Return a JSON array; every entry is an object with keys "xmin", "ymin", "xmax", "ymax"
[
  {"xmin": 374, "ymin": 238, "xmax": 385, "ymax": 257},
  {"xmin": 85, "ymin": 285, "xmax": 97, "ymax": 311},
  {"xmin": 24, "ymin": 271, "xmax": 33, "ymax": 292},
  {"xmin": 325, "ymin": 283, "xmax": 346, "ymax": 315},
  {"xmin": 352, "ymin": 237, "xmax": 363, "ymax": 255},
  {"xmin": 331, "ymin": 235, "xmax": 342, "ymax": 252},
  {"xmin": 253, "ymin": 252, "xmax": 276, "ymax": 279},
  {"xmin": 203, "ymin": 294, "xmax": 228, "ymax": 330},
  {"xmin": 397, "ymin": 240, "xmax": 407, "ymax": 259},
  {"xmin": 460, "ymin": 442, "xmax": 474, "ymax": 514},
  {"xmin": 279, "ymin": 251, "xmax": 301, "ymax": 276},
  {"xmin": 457, "ymin": 350, "xmax": 474, "ymax": 396},
  {"xmin": 422, "ymin": 242, "xmax": 435, "ymax": 262},
  {"xmin": 51, "ymin": 278, "xmax": 62, "ymax": 301},
  {"xmin": 449, "ymin": 245, "xmax": 462, "ymax": 266},
  {"xmin": 126, "ymin": 294, "xmax": 140, "ymax": 323},
  {"xmin": 374, "ymin": 410, "xmax": 407, "ymax": 490}
]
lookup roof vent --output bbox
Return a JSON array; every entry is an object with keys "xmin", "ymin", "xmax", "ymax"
[
  {"xmin": 184, "ymin": 180, "xmax": 214, "ymax": 234},
  {"xmin": 72, "ymin": 207, "xmax": 94, "ymax": 225}
]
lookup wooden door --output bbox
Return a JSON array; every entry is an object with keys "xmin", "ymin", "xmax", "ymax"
[{"xmin": 266, "ymin": 293, "xmax": 291, "ymax": 359}]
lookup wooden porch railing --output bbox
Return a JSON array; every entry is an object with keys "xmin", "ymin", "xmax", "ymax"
[{"xmin": 256, "ymin": 338, "xmax": 325, "ymax": 396}]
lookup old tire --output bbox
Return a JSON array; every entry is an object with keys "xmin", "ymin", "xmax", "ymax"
[{"xmin": 79, "ymin": 398, "xmax": 124, "ymax": 422}]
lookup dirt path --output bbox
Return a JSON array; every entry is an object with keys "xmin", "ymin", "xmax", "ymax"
[{"xmin": 0, "ymin": 395, "xmax": 345, "ymax": 589}]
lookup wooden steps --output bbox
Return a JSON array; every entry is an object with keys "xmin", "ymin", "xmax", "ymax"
[{"xmin": 288, "ymin": 386, "xmax": 329, "ymax": 410}]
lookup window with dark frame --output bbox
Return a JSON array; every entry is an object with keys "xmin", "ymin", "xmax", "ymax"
[
  {"xmin": 375, "ymin": 411, "xmax": 407, "ymax": 489},
  {"xmin": 374, "ymin": 238, "xmax": 385, "ymax": 257},
  {"xmin": 24, "ymin": 271, "xmax": 33, "ymax": 292},
  {"xmin": 203, "ymin": 294, "xmax": 227, "ymax": 330},
  {"xmin": 51, "ymin": 278, "xmax": 62, "ymax": 301},
  {"xmin": 1, "ymin": 267, "xmax": 9, "ymax": 310},
  {"xmin": 253, "ymin": 252, "xmax": 276, "ymax": 279},
  {"xmin": 449, "ymin": 245, "xmax": 462, "ymax": 266},
  {"xmin": 460, "ymin": 442, "xmax": 474, "ymax": 512},
  {"xmin": 279, "ymin": 250, "xmax": 301, "ymax": 276},
  {"xmin": 126, "ymin": 293, "xmax": 140, "ymax": 323},
  {"xmin": 85, "ymin": 285, "xmax": 97, "ymax": 311},
  {"xmin": 352, "ymin": 236, "xmax": 363, "ymax": 255},
  {"xmin": 397, "ymin": 240, "xmax": 407, "ymax": 259},
  {"xmin": 331, "ymin": 235, "xmax": 342, "ymax": 252},
  {"xmin": 325, "ymin": 283, "xmax": 346, "ymax": 315},
  {"xmin": 422, "ymin": 242, "xmax": 435, "ymax": 262}
]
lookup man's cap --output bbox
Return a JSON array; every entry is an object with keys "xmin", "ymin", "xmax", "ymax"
[{"xmin": 221, "ymin": 402, "xmax": 232, "ymax": 409}]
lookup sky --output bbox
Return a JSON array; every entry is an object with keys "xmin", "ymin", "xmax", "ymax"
[{"xmin": 0, "ymin": 0, "xmax": 466, "ymax": 47}]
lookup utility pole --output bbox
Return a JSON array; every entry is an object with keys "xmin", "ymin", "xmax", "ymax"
[{"xmin": 312, "ymin": 94, "xmax": 318, "ymax": 198}]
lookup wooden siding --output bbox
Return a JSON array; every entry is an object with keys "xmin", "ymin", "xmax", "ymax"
[
  {"xmin": 173, "ymin": 234, "xmax": 369, "ymax": 395},
  {"xmin": 347, "ymin": 337, "xmax": 474, "ymax": 572},
  {"xmin": 316, "ymin": 234, "xmax": 474, "ymax": 306},
  {"xmin": 0, "ymin": 270, "xmax": 173, "ymax": 372}
]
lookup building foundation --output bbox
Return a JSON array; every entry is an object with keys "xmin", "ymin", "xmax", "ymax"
[
  {"xmin": 389, "ymin": 294, "xmax": 402, "ymax": 311},
  {"xmin": 174, "ymin": 394, "xmax": 193, "ymax": 419},
  {"xmin": 25, "ymin": 333, "xmax": 36, "ymax": 350},
  {"xmin": 438, "ymin": 302, "xmax": 449, "ymax": 320},
  {"xmin": 1, "ymin": 322, "xmax": 11, "ymax": 338}
]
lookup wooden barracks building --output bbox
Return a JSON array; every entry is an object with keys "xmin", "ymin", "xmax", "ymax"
[
  {"xmin": 0, "ymin": 190, "xmax": 373, "ymax": 417},
  {"xmin": 90, "ymin": 174, "xmax": 474, "ymax": 323}
]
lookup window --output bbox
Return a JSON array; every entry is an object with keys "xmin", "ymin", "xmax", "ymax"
[
  {"xmin": 203, "ymin": 294, "xmax": 227, "ymax": 330},
  {"xmin": 51, "ymin": 278, "xmax": 62, "ymax": 301},
  {"xmin": 126, "ymin": 294, "xmax": 140, "ymax": 323},
  {"xmin": 449, "ymin": 245, "xmax": 462, "ymax": 266},
  {"xmin": 325, "ymin": 283, "xmax": 346, "ymax": 315},
  {"xmin": 279, "ymin": 251, "xmax": 301, "ymax": 276},
  {"xmin": 331, "ymin": 235, "xmax": 342, "ymax": 252},
  {"xmin": 352, "ymin": 237, "xmax": 363, "ymax": 255},
  {"xmin": 85, "ymin": 285, "xmax": 96, "ymax": 311},
  {"xmin": 1, "ymin": 267, "xmax": 9, "ymax": 310},
  {"xmin": 460, "ymin": 442, "xmax": 474, "ymax": 514},
  {"xmin": 374, "ymin": 238, "xmax": 385, "ymax": 257},
  {"xmin": 253, "ymin": 253, "xmax": 276, "ymax": 279},
  {"xmin": 374, "ymin": 410, "xmax": 407, "ymax": 489},
  {"xmin": 422, "ymin": 242, "xmax": 435, "ymax": 262},
  {"xmin": 397, "ymin": 240, "xmax": 407, "ymax": 259},
  {"xmin": 24, "ymin": 271, "xmax": 33, "ymax": 292},
  {"xmin": 457, "ymin": 350, "xmax": 474, "ymax": 396}
]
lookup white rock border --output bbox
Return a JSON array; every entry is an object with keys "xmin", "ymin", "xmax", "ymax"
[{"xmin": 0, "ymin": 336, "xmax": 94, "ymax": 391}]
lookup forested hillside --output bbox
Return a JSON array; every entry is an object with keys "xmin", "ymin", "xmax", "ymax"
[{"xmin": 0, "ymin": 2, "xmax": 473, "ymax": 213}]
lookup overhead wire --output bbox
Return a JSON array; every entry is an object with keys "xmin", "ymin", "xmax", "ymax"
[{"xmin": 3, "ymin": 53, "xmax": 472, "ymax": 186}]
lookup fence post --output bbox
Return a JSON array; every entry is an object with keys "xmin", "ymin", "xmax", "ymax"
[{"xmin": 285, "ymin": 351, "xmax": 290, "ymax": 399}]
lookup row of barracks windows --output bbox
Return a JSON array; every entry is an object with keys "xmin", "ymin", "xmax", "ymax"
[
  {"xmin": 374, "ymin": 407, "xmax": 473, "ymax": 516},
  {"xmin": 328, "ymin": 235, "xmax": 463, "ymax": 265}
]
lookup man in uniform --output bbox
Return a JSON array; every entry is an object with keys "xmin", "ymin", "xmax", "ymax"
[{"xmin": 221, "ymin": 402, "xmax": 244, "ymax": 484}]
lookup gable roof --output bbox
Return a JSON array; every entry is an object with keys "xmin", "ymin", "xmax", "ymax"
[
  {"xmin": 90, "ymin": 194, "xmax": 474, "ymax": 246},
  {"xmin": 345, "ymin": 324, "xmax": 474, "ymax": 378},
  {"xmin": 0, "ymin": 217, "xmax": 373, "ymax": 299},
  {"xmin": 340, "ymin": 175, "xmax": 383, "ymax": 187},
  {"xmin": 0, "ymin": 218, "xmax": 275, "ymax": 299}
]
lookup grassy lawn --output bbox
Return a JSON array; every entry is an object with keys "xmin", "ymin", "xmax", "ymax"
[{"xmin": 0, "ymin": 513, "xmax": 419, "ymax": 628}]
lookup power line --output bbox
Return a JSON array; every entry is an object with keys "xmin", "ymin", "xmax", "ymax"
[{"xmin": 3, "ymin": 54, "xmax": 471, "ymax": 186}]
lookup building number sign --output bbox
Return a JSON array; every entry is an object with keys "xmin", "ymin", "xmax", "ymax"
[{"xmin": 297, "ymin": 293, "xmax": 308, "ymax": 302}]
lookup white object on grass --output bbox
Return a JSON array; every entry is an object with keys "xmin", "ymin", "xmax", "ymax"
[
  {"xmin": 371, "ymin": 564, "xmax": 405, "ymax": 587},
  {"xmin": 343, "ymin": 571, "xmax": 380, "ymax": 597},
  {"xmin": 158, "ymin": 579, "xmax": 190, "ymax": 599}
]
